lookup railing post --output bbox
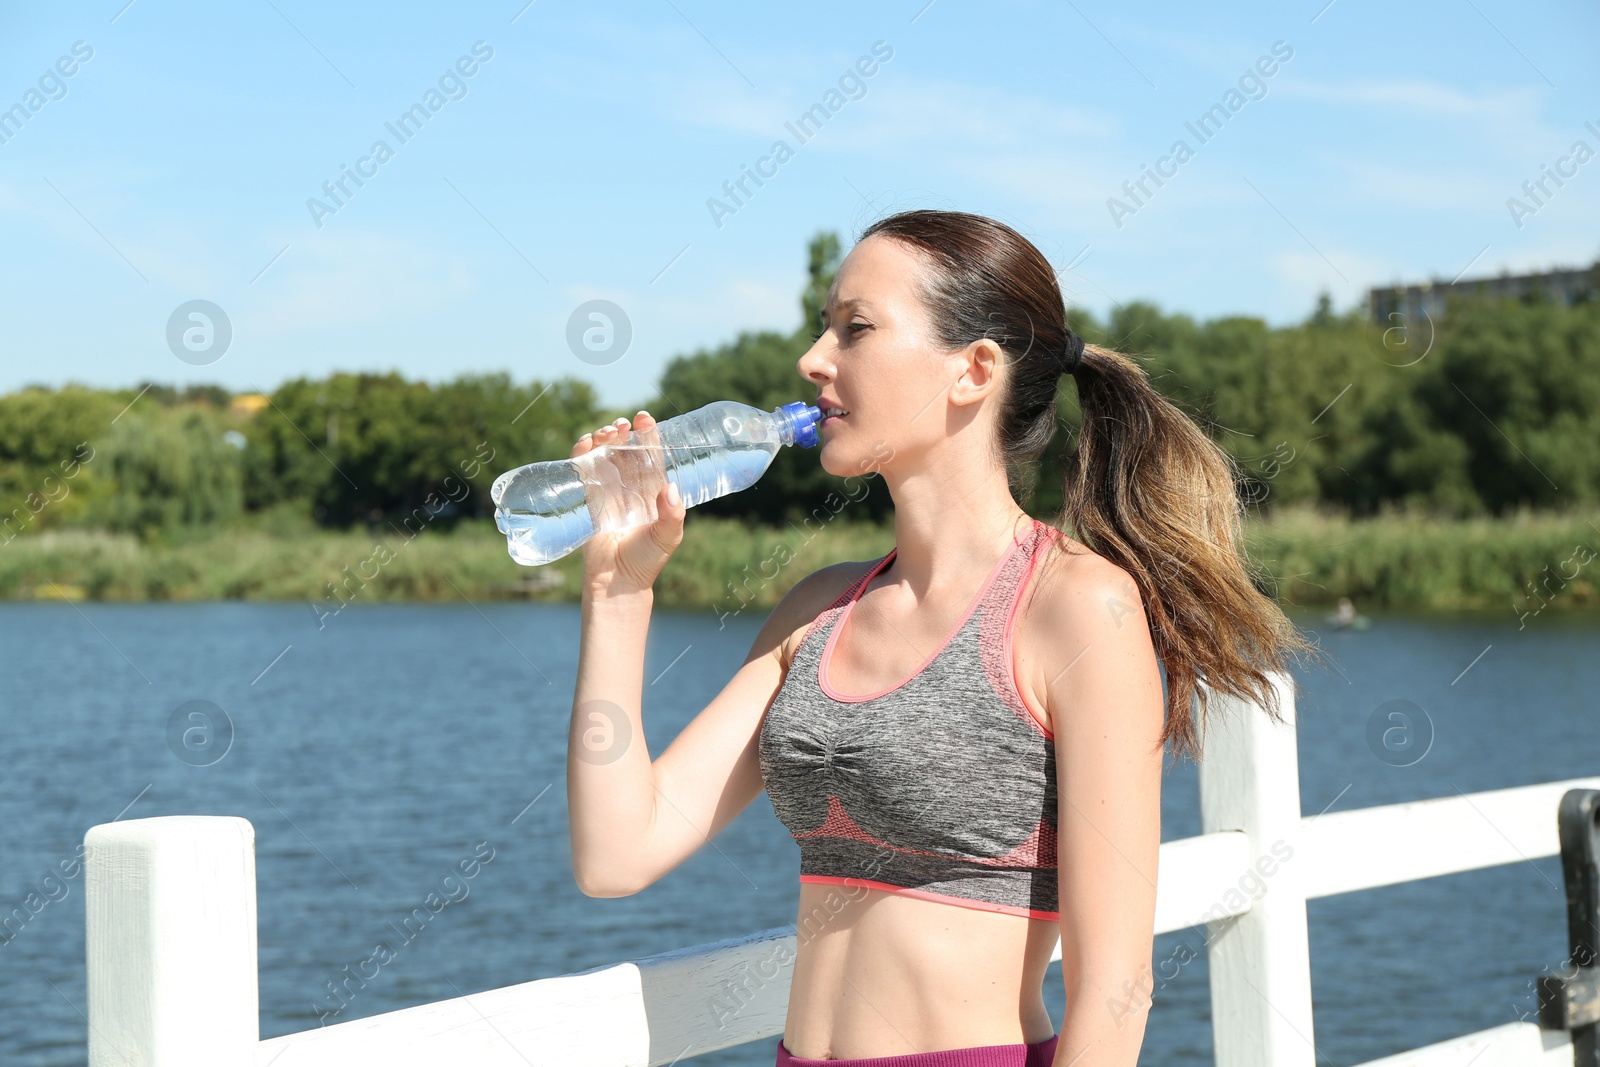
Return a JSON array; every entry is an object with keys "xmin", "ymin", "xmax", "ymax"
[
  {"xmin": 1536, "ymin": 788, "xmax": 1600, "ymax": 1066},
  {"xmin": 84, "ymin": 815, "xmax": 259, "ymax": 1067},
  {"xmin": 1196, "ymin": 669, "xmax": 1316, "ymax": 1067}
]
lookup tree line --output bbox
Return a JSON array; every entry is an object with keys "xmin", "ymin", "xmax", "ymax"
[{"xmin": 3, "ymin": 233, "xmax": 1597, "ymax": 542}]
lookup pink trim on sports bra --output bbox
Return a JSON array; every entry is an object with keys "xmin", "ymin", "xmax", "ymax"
[
  {"xmin": 797, "ymin": 874, "xmax": 1061, "ymax": 921},
  {"xmin": 1006, "ymin": 523, "xmax": 1064, "ymax": 740},
  {"xmin": 819, "ymin": 521, "xmax": 1036, "ymax": 703}
]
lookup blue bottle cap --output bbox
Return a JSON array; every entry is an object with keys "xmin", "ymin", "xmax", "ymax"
[{"xmin": 775, "ymin": 400, "xmax": 822, "ymax": 448}]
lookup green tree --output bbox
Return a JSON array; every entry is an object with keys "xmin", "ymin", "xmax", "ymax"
[
  {"xmin": 799, "ymin": 230, "xmax": 843, "ymax": 339},
  {"xmin": 8, "ymin": 232, "xmax": 1598, "ymax": 536},
  {"xmin": 0, "ymin": 386, "xmax": 120, "ymax": 536},
  {"xmin": 1415, "ymin": 295, "xmax": 1600, "ymax": 511},
  {"xmin": 242, "ymin": 372, "xmax": 603, "ymax": 528},
  {"xmin": 92, "ymin": 407, "xmax": 244, "ymax": 536}
]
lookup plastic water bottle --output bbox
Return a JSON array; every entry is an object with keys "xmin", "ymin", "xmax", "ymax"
[{"xmin": 490, "ymin": 400, "xmax": 822, "ymax": 566}]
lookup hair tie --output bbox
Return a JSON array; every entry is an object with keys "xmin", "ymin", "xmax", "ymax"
[{"xmin": 1055, "ymin": 329, "xmax": 1085, "ymax": 376}]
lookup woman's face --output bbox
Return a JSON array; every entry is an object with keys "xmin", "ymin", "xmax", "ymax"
[{"xmin": 797, "ymin": 234, "xmax": 989, "ymax": 481}]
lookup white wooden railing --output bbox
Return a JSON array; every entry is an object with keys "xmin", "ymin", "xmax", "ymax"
[{"xmin": 81, "ymin": 672, "xmax": 1598, "ymax": 1066}]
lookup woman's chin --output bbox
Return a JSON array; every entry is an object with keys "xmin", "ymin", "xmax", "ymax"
[
  {"xmin": 817, "ymin": 444, "xmax": 855, "ymax": 479},
  {"xmin": 816, "ymin": 432, "xmax": 896, "ymax": 480}
]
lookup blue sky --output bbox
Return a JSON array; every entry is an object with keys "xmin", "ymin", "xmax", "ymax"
[{"xmin": 1, "ymin": 0, "xmax": 1596, "ymax": 410}]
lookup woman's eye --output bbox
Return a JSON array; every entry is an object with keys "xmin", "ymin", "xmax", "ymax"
[{"xmin": 811, "ymin": 323, "xmax": 867, "ymax": 342}]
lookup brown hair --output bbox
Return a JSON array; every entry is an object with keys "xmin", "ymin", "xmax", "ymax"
[{"xmin": 859, "ymin": 208, "xmax": 1327, "ymax": 763}]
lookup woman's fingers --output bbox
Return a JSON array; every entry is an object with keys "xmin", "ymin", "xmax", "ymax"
[
  {"xmin": 594, "ymin": 416, "xmax": 631, "ymax": 441},
  {"xmin": 572, "ymin": 412, "xmax": 653, "ymax": 457},
  {"xmin": 632, "ymin": 412, "xmax": 659, "ymax": 445}
]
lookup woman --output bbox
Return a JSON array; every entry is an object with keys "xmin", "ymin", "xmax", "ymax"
[{"xmin": 566, "ymin": 209, "xmax": 1321, "ymax": 1067}]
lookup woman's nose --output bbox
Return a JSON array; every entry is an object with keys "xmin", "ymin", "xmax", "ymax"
[
  {"xmin": 797, "ymin": 347, "xmax": 821, "ymax": 382},
  {"xmin": 798, "ymin": 335, "xmax": 832, "ymax": 378}
]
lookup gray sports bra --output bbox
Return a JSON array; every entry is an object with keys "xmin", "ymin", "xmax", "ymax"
[{"xmin": 758, "ymin": 517, "xmax": 1063, "ymax": 920}]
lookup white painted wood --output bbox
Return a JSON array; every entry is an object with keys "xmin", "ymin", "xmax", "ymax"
[
  {"xmin": 634, "ymin": 924, "xmax": 794, "ymax": 1060},
  {"xmin": 1300, "ymin": 776, "xmax": 1600, "ymax": 899},
  {"xmin": 1046, "ymin": 831, "xmax": 1258, "ymax": 963},
  {"xmin": 256, "ymin": 960, "xmax": 652, "ymax": 1066},
  {"xmin": 254, "ymin": 925, "xmax": 799, "ymax": 1066},
  {"xmin": 1196, "ymin": 670, "xmax": 1316, "ymax": 1067},
  {"xmin": 1149, "ymin": 830, "xmax": 1254, "ymax": 936},
  {"xmin": 77, "ymin": 713, "xmax": 1599, "ymax": 1066},
  {"xmin": 85, "ymin": 815, "xmax": 259, "ymax": 1067},
  {"xmin": 1347, "ymin": 1020, "xmax": 1574, "ymax": 1067}
]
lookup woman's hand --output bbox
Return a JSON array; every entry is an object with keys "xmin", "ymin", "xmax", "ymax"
[{"xmin": 574, "ymin": 411, "xmax": 686, "ymax": 599}]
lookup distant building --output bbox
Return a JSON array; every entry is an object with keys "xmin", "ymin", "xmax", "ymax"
[
  {"xmin": 1369, "ymin": 259, "xmax": 1599, "ymax": 325},
  {"xmin": 230, "ymin": 393, "xmax": 270, "ymax": 418}
]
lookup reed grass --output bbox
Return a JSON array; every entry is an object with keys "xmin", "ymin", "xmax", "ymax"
[
  {"xmin": 1, "ymin": 504, "xmax": 1595, "ymax": 616},
  {"xmin": 1244, "ymin": 503, "xmax": 1600, "ymax": 614}
]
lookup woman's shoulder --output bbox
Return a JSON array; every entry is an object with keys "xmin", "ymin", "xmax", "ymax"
[
  {"xmin": 1025, "ymin": 534, "xmax": 1147, "ymax": 633},
  {"xmin": 770, "ymin": 557, "xmax": 882, "ymax": 671},
  {"xmin": 1033, "ymin": 529, "xmax": 1138, "ymax": 590},
  {"xmin": 1014, "ymin": 534, "xmax": 1150, "ymax": 728}
]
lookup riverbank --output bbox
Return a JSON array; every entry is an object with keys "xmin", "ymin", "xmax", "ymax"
[
  {"xmin": 1, "ymin": 505, "xmax": 1595, "ymax": 616},
  {"xmin": 1245, "ymin": 504, "xmax": 1599, "ymax": 616}
]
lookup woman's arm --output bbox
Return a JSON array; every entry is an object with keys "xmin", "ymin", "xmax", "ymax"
[
  {"xmin": 1042, "ymin": 555, "xmax": 1166, "ymax": 1067},
  {"xmin": 568, "ymin": 563, "xmax": 854, "ymax": 897},
  {"xmin": 567, "ymin": 585, "xmax": 662, "ymax": 896}
]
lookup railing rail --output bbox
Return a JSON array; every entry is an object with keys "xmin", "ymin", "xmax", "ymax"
[{"xmin": 80, "ymin": 672, "xmax": 1598, "ymax": 1066}]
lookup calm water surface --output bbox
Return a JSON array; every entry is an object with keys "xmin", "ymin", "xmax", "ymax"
[{"xmin": 0, "ymin": 599, "xmax": 1595, "ymax": 1065}]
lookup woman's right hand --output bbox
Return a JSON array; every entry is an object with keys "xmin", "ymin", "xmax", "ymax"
[{"xmin": 574, "ymin": 411, "xmax": 686, "ymax": 599}]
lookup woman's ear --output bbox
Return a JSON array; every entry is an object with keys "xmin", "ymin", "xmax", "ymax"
[{"xmin": 950, "ymin": 337, "xmax": 1004, "ymax": 408}]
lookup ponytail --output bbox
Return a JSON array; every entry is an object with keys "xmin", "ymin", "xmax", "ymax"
[
  {"xmin": 1054, "ymin": 343, "xmax": 1328, "ymax": 762},
  {"xmin": 858, "ymin": 208, "xmax": 1327, "ymax": 764}
]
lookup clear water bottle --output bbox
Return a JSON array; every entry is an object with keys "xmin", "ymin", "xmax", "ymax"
[{"xmin": 491, "ymin": 400, "xmax": 822, "ymax": 566}]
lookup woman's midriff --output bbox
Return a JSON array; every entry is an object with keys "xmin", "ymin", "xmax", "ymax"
[{"xmin": 781, "ymin": 880, "xmax": 1060, "ymax": 1060}]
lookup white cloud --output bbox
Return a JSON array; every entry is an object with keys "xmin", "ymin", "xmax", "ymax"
[
  {"xmin": 1319, "ymin": 157, "xmax": 1505, "ymax": 211},
  {"xmin": 647, "ymin": 55, "xmax": 1121, "ymax": 161},
  {"xmin": 1115, "ymin": 25, "xmax": 1279, "ymax": 82},
  {"xmin": 1270, "ymin": 247, "xmax": 1395, "ymax": 305},
  {"xmin": 823, "ymin": 76, "xmax": 1119, "ymax": 150},
  {"xmin": 1273, "ymin": 76, "xmax": 1541, "ymax": 120},
  {"xmin": 1271, "ymin": 76, "xmax": 1561, "ymax": 159},
  {"xmin": 0, "ymin": 174, "xmax": 208, "ymax": 289},
  {"xmin": 240, "ymin": 229, "xmax": 475, "ymax": 337},
  {"xmin": 0, "ymin": 179, "xmax": 32, "ymax": 215}
]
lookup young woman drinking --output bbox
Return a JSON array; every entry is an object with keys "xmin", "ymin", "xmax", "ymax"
[{"xmin": 566, "ymin": 209, "xmax": 1320, "ymax": 1067}]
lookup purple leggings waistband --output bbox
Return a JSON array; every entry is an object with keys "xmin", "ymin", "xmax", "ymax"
[{"xmin": 775, "ymin": 1034, "xmax": 1058, "ymax": 1067}]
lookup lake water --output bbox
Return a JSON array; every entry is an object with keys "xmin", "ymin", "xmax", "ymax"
[{"xmin": 0, "ymin": 599, "xmax": 1596, "ymax": 1066}]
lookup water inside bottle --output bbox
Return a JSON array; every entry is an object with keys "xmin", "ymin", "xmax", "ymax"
[
  {"xmin": 580, "ymin": 443, "xmax": 670, "ymax": 534},
  {"xmin": 492, "ymin": 403, "xmax": 802, "ymax": 565},
  {"xmin": 493, "ymin": 443, "xmax": 667, "ymax": 565}
]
